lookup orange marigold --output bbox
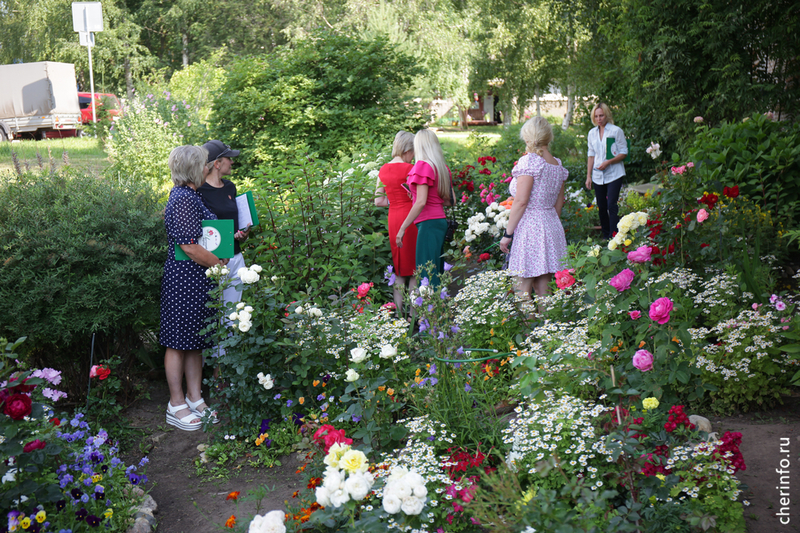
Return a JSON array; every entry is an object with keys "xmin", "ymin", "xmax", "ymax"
[
  {"xmin": 225, "ymin": 515, "xmax": 236, "ymax": 528},
  {"xmin": 307, "ymin": 477, "xmax": 322, "ymax": 489},
  {"xmin": 226, "ymin": 491, "xmax": 240, "ymax": 501}
]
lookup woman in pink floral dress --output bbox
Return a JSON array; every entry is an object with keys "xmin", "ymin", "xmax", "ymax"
[{"xmin": 499, "ymin": 116, "xmax": 568, "ymax": 300}]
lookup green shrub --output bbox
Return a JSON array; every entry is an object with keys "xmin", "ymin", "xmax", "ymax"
[
  {"xmin": 211, "ymin": 32, "xmax": 427, "ymax": 171},
  {"xmin": 689, "ymin": 113, "xmax": 800, "ymax": 224},
  {"xmin": 0, "ymin": 168, "xmax": 165, "ymax": 394},
  {"xmin": 247, "ymin": 147, "xmax": 392, "ymax": 303}
]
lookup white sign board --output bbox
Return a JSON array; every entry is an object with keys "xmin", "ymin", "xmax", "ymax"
[
  {"xmin": 72, "ymin": 2, "xmax": 103, "ymax": 33},
  {"xmin": 79, "ymin": 32, "xmax": 95, "ymax": 47}
]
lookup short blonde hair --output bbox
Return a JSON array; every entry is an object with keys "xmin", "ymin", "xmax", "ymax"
[
  {"xmin": 520, "ymin": 116, "xmax": 553, "ymax": 156},
  {"xmin": 391, "ymin": 131, "xmax": 415, "ymax": 158},
  {"xmin": 591, "ymin": 103, "xmax": 614, "ymax": 126},
  {"xmin": 169, "ymin": 145, "xmax": 207, "ymax": 187},
  {"xmin": 414, "ymin": 129, "xmax": 450, "ymax": 199}
]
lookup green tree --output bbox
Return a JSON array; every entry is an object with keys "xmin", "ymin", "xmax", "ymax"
[{"xmin": 211, "ymin": 32, "xmax": 426, "ymax": 167}]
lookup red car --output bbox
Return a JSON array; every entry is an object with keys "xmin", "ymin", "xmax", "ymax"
[{"xmin": 78, "ymin": 92, "xmax": 122, "ymax": 123}]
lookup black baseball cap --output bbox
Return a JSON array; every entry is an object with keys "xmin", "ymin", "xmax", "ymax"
[{"xmin": 203, "ymin": 140, "xmax": 240, "ymax": 163}]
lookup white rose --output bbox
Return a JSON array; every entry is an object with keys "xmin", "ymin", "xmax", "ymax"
[
  {"xmin": 608, "ymin": 240, "xmax": 618, "ymax": 251},
  {"xmin": 238, "ymin": 320, "xmax": 252, "ymax": 333},
  {"xmin": 322, "ymin": 468, "xmax": 344, "ymax": 490},
  {"xmin": 344, "ymin": 472, "xmax": 372, "ymax": 500},
  {"xmin": 379, "ymin": 344, "xmax": 397, "ymax": 359},
  {"xmin": 345, "ymin": 369, "xmax": 360, "ymax": 382},
  {"xmin": 309, "ymin": 307, "xmax": 322, "ymax": 317},
  {"xmin": 237, "ymin": 302, "xmax": 246, "ymax": 310},
  {"xmin": 240, "ymin": 269, "xmax": 260, "ymax": 284},
  {"xmin": 329, "ymin": 488, "xmax": 350, "ymax": 508},
  {"xmin": 350, "ymin": 347, "xmax": 367, "ymax": 364},
  {"xmin": 405, "ymin": 472, "xmax": 425, "ymax": 489},
  {"xmin": 295, "ymin": 306, "xmax": 305, "ymax": 315},
  {"xmin": 229, "ymin": 312, "xmax": 239, "ymax": 321},
  {"xmin": 382, "ymin": 493, "xmax": 402, "ymax": 514},
  {"xmin": 244, "ymin": 305, "xmax": 254, "ymax": 313},
  {"xmin": 248, "ymin": 510, "xmax": 286, "ymax": 533},
  {"xmin": 250, "ymin": 264, "xmax": 263, "ymax": 273},
  {"xmin": 401, "ymin": 496, "xmax": 425, "ymax": 516},
  {"xmin": 238, "ymin": 310, "xmax": 252, "ymax": 322},
  {"xmin": 257, "ymin": 373, "xmax": 274, "ymax": 390},
  {"xmin": 205, "ymin": 268, "xmax": 212, "ymax": 278},
  {"xmin": 419, "ymin": 285, "xmax": 432, "ymax": 296},
  {"xmin": 315, "ymin": 486, "xmax": 331, "ymax": 507},
  {"xmin": 271, "ymin": 275, "xmax": 279, "ymax": 282},
  {"xmin": 413, "ymin": 484, "xmax": 428, "ymax": 498},
  {"xmin": 386, "ymin": 466, "xmax": 408, "ymax": 483}
]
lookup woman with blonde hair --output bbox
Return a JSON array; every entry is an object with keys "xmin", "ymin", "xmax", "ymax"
[
  {"xmin": 395, "ymin": 129, "xmax": 452, "ymax": 287},
  {"xmin": 375, "ymin": 131, "xmax": 418, "ymax": 315},
  {"xmin": 585, "ymin": 103, "xmax": 628, "ymax": 239},
  {"xmin": 499, "ymin": 116, "xmax": 568, "ymax": 300}
]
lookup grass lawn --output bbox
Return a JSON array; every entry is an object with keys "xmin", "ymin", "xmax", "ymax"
[
  {"xmin": 0, "ymin": 137, "xmax": 110, "ymax": 176},
  {"xmin": 434, "ymin": 125, "xmax": 503, "ymax": 164}
]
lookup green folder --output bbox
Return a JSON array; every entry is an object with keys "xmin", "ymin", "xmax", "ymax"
[
  {"xmin": 174, "ymin": 219, "xmax": 235, "ymax": 260},
  {"xmin": 236, "ymin": 191, "xmax": 260, "ymax": 230},
  {"xmin": 606, "ymin": 137, "xmax": 629, "ymax": 162}
]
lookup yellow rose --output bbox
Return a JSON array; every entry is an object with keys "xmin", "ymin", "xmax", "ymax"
[
  {"xmin": 642, "ymin": 397, "xmax": 660, "ymax": 410},
  {"xmin": 608, "ymin": 240, "xmax": 618, "ymax": 251},
  {"xmin": 624, "ymin": 239, "xmax": 632, "ymax": 246},
  {"xmin": 339, "ymin": 449, "xmax": 369, "ymax": 474},
  {"xmin": 323, "ymin": 442, "xmax": 351, "ymax": 469}
]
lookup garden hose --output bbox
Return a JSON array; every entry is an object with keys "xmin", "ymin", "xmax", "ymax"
[{"xmin": 433, "ymin": 348, "xmax": 512, "ymax": 363}]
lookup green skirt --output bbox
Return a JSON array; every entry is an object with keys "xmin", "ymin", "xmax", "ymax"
[{"xmin": 415, "ymin": 218, "xmax": 448, "ymax": 288}]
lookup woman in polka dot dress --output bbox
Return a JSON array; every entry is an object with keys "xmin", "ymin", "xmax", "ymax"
[
  {"xmin": 499, "ymin": 116, "xmax": 568, "ymax": 302},
  {"xmin": 160, "ymin": 145, "xmax": 230, "ymax": 431}
]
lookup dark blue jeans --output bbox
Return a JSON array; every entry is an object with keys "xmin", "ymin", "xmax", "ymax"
[{"xmin": 594, "ymin": 177, "xmax": 624, "ymax": 239}]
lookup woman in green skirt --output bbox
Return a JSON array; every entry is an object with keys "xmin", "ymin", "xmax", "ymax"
[{"xmin": 395, "ymin": 129, "xmax": 452, "ymax": 287}]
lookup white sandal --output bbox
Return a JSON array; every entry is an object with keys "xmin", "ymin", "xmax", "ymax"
[
  {"xmin": 166, "ymin": 402, "xmax": 202, "ymax": 431},
  {"xmin": 185, "ymin": 396, "xmax": 219, "ymax": 424}
]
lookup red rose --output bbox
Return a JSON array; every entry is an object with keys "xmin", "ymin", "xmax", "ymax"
[
  {"xmin": 50, "ymin": 417, "xmax": 61, "ymax": 426},
  {"xmin": 3, "ymin": 393, "xmax": 32, "ymax": 420},
  {"xmin": 723, "ymin": 185, "xmax": 739, "ymax": 198},
  {"xmin": 23, "ymin": 439, "xmax": 46, "ymax": 453},
  {"xmin": 478, "ymin": 253, "xmax": 491, "ymax": 262},
  {"xmin": 7, "ymin": 376, "xmax": 36, "ymax": 393},
  {"xmin": 90, "ymin": 365, "xmax": 111, "ymax": 380}
]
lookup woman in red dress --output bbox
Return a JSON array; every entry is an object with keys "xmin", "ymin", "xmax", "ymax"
[{"xmin": 375, "ymin": 131, "xmax": 418, "ymax": 316}]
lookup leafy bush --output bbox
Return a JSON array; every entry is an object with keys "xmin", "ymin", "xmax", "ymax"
[
  {"xmin": 247, "ymin": 148, "xmax": 392, "ymax": 302},
  {"xmin": 211, "ymin": 32, "xmax": 427, "ymax": 170},
  {"xmin": 0, "ymin": 168, "xmax": 165, "ymax": 394},
  {"xmin": 688, "ymin": 113, "xmax": 800, "ymax": 225},
  {"xmin": 108, "ymin": 91, "xmax": 208, "ymax": 192}
]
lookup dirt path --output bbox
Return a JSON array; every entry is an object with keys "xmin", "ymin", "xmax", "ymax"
[
  {"xmin": 714, "ymin": 399, "xmax": 800, "ymax": 533},
  {"xmin": 122, "ymin": 379, "xmax": 304, "ymax": 533}
]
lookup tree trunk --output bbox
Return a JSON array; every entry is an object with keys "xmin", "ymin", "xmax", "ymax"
[
  {"xmin": 124, "ymin": 56, "xmax": 134, "ymax": 101},
  {"xmin": 504, "ymin": 96, "xmax": 514, "ymax": 127},
  {"xmin": 182, "ymin": 32, "xmax": 189, "ymax": 67},
  {"xmin": 562, "ymin": 85, "xmax": 574, "ymax": 130},
  {"xmin": 456, "ymin": 104, "xmax": 469, "ymax": 130},
  {"xmin": 535, "ymin": 84, "xmax": 541, "ymax": 117}
]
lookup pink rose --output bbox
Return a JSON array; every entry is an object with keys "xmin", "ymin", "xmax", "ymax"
[
  {"xmin": 627, "ymin": 246, "xmax": 652, "ymax": 263},
  {"xmin": 633, "ymin": 349, "xmax": 654, "ymax": 371},
  {"xmin": 649, "ymin": 297, "xmax": 674, "ymax": 325},
  {"xmin": 697, "ymin": 209, "xmax": 709, "ymax": 223},
  {"xmin": 555, "ymin": 269, "xmax": 576, "ymax": 289},
  {"xmin": 687, "ymin": 162, "xmax": 694, "ymax": 168},
  {"xmin": 609, "ymin": 268, "xmax": 635, "ymax": 292},
  {"xmin": 694, "ymin": 116, "xmax": 704, "ymax": 123},
  {"xmin": 629, "ymin": 310, "xmax": 642, "ymax": 320},
  {"xmin": 356, "ymin": 282, "xmax": 372, "ymax": 299}
]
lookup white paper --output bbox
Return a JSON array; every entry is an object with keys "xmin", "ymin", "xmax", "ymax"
[{"xmin": 236, "ymin": 194, "xmax": 253, "ymax": 230}]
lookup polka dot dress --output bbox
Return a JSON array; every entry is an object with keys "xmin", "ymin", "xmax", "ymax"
[
  {"xmin": 508, "ymin": 153, "xmax": 569, "ymax": 278},
  {"xmin": 159, "ymin": 186, "xmax": 218, "ymax": 350}
]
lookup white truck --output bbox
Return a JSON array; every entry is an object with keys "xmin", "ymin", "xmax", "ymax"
[{"xmin": 0, "ymin": 62, "xmax": 82, "ymax": 141}]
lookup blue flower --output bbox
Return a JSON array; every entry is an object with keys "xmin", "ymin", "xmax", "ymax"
[
  {"xmin": 437, "ymin": 331, "xmax": 446, "ymax": 340},
  {"xmin": 274, "ymin": 394, "xmax": 282, "ymax": 400},
  {"xmin": 352, "ymin": 415, "xmax": 362, "ymax": 423},
  {"xmin": 457, "ymin": 346, "xmax": 464, "ymax": 355},
  {"xmin": 444, "ymin": 262, "xmax": 453, "ymax": 271},
  {"xmin": 429, "ymin": 364, "xmax": 437, "ymax": 375},
  {"xmin": 286, "ymin": 400, "xmax": 293, "ymax": 407},
  {"xmin": 419, "ymin": 319, "xmax": 430, "ymax": 332},
  {"xmin": 260, "ymin": 419, "xmax": 271, "ymax": 435},
  {"xmin": 440, "ymin": 289, "xmax": 449, "ymax": 300},
  {"xmin": 413, "ymin": 296, "xmax": 423, "ymax": 306},
  {"xmin": 451, "ymin": 325, "xmax": 460, "ymax": 334},
  {"xmin": 428, "ymin": 304, "xmax": 434, "ymax": 312},
  {"xmin": 80, "ymin": 494, "xmax": 90, "ymax": 503},
  {"xmin": 427, "ymin": 436, "xmax": 435, "ymax": 441},
  {"xmin": 420, "ymin": 277, "xmax": 430, "ymax": 287},
  {"xmin": 465, "ymin": 383, "xmax": 472, "ymax": 393},
  {"xmin": 316, "ymin": 394, "xmax": 325, "ymax": 401}
]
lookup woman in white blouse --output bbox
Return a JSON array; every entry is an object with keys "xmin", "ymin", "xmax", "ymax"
[{"xmin": 584, "ymin": 103, "xmax": 628, "ymax": 239}]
